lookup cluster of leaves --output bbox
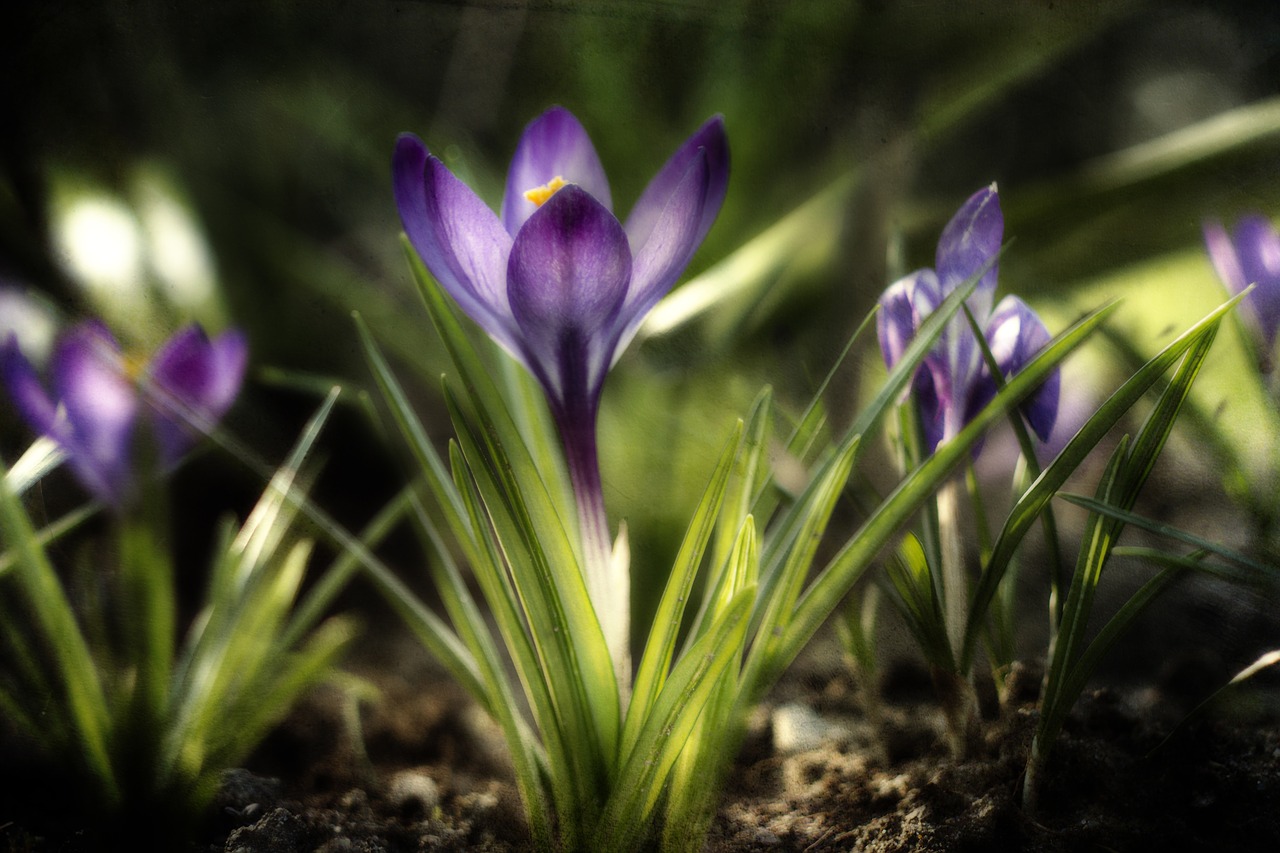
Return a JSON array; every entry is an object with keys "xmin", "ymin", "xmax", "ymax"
[
  {"xmin": 846, "ymin": 282, "xmax": 1275, "ymax": 804},
  {"xmin": 0, "ymin": 401, "xmax": 355, "ymax": 834},
  {"xmin": 353, "ymin": 238, "xmax": 1108, "ymax": 851}
]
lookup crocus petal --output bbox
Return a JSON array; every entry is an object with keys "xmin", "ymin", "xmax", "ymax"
[
  {"xmin": 502, "ymin": 107, "xmax": 613, "ymax": 236},
  {"xmin": 625, "ymin": 115, "xmax": 729, "ymax": 255},
  {"xmin": 914, "ymin": 365, "xmax": 947, "ymax": 453},
  {"xmin": 965, "ymin": 295, "xmax": 1059, "ymax": 443},
  {"xmin": 507, "ymin": 185, "xmax": 631, "ymax": 408},
  {"xmin": 147, "ymin": 325, "xmax": 248, "ymax": 465},
  {"xmin": 1203, "ymin": 219, "xmax": 1248, "ymax": 297},
  {"xmin": 51, "ymin": 322, "xmax": 138, "ymax": 504},
  {"xmin": 877, "ymin": 269, "xmax": 942, "ymax": 373},
  {"xmin": 935, "ymin": 184, "xmax": 1002, "ymax": 318},
  {"xmin": 1228, "ymin": 216, "xmax": 1280, "ymax": 349},
  {"xmin": 609, "ymin": 149, "xmax": 711, "ymax": 362},
  {"xmin": 394, "ymin": 136, "xmax": 521, "ymax": 356},
  {"xmin": 3, "ymin": 334, "xmax": 61, "ymax": 442}
]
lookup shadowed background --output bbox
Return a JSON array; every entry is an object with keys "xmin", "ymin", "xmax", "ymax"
[{"xmin": 3, "ymin": 0, "xmax": 1279, "ymax": 668}]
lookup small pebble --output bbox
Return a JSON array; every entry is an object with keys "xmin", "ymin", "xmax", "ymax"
[
  {"xmin": 387, "ymin": 769, "xmax": 441, "ymax": 815},
  {"xmin": 773, "ymin": 702, "xmax": 847, "ymax": 752}
]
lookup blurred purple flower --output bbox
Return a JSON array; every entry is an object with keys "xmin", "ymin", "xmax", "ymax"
[
  {"xmin": 3, "ymin": 321, "xmax": 247, "ymax": 507},
  {"xmin": 1203, "ymin": 215, "xmax": 1280, "ymax": 369},
  {"xmin": 877, "ymin": 185, "xmax": 1058, "ymax": 454}
]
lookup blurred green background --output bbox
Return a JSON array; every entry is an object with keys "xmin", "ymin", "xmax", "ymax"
[{"xmin": 4, "ymin": 0, "xmax": 1280, "ymax": 645}]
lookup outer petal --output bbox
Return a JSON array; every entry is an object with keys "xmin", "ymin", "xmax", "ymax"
[
  {"xmin": 877, "ymin": 269, "xmax": 941, "ymax": 373},
  {"xmin": 1203, "ymin": 219, "xmax": 1248, "ymax": 297},
  {"xmin": 966, "ymin": 295, "xmax": 1059, "ymax": 443},
  {"xmin": 1228, "ymin": 216, "xmax": 1280, "ymax": 349},
  {"xmin": 625, "ymin": 115, "xmax": 729, "ymax": 255},
  {"xmin": 914, "ymin": 364, "xmax": 948, "ymax": 454},
  {"xmin": 394, "ymin": 136, "xmax": 520, "ymax": 355},
  {"xmin": 147, "ymin": 325, "xmax": 248, "ymax": 465},
  {"xmin": 936, "ymin": 184, "xmax": 1002, "ymax": 319},
  {"xmin": 3, "ymin": 334, "xmax": 61, "ymax": 442},
  {"xmin": 51, "ymin": 322, "xmax": 138, "ymax": 505},
  {"xmin": 609, "ymin": 148, "xmax": 710, "ymax": 362},
  {"xmin": 502, "ymin": 107, "xmax": 613, "ymax": 236},
  {"xmin": 507, "ymin": 185, "xmax": 631, "ymax": 407}
]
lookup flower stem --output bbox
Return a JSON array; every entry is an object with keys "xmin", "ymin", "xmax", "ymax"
[
  {"xmin": 555, "ymin": 402, "xmax": 631, "ymax": 695},
  {"xmin": 936, "ymin": 474, "xmax": 967, "ymax": 661},
  {"xmin": 934, "ymin": 415, "xmax": 980, "ymax": 757}
]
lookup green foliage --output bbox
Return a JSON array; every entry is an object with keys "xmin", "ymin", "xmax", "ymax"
[
  {"xmin": 1022, "ymin": 310, "xmax": 1253, "ymax": 808},
  {"xmin": 355, "ymin": 237, "xmax": 1103, "ymax": 851},
  {"xmin": 0, "ymin": 399, "xmax": 358, "ymax": 830}
]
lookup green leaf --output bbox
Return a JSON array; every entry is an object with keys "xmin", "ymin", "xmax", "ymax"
[
  {"xmin": 406, "ymin": 489, "xmax": 553, "ymax": 847},
  {"xmin": 715, "ymin": 388, "xmax": 772, "ymax": 573},
  {"xmin": 1029, "ymin": 317, "xmax": 1220, "ymax": 798},
  {"xmin": 881, "ymin": 533, "xmax": 951, "ymax": 669},
  {"xmin": 1057, "ymin": 494, "xmax": 1273, "ymax": 579},
  {"xmin": 625, "ymin": 418, "xmax": 742, "ymax": 763},
  {"xmin": 445, "ymin": 381, "xmax": 618, "ymax": 843},
  {"xmin": 355, "ymin": 310, "xmax": 555, "ymax": 845},
  {"xmin": 3, "ymin": 436, "xmax": 64, "ymax": 496},
  {"xmin": 0, "ymin": 452, "xmax": 116, "ymax": 803},
  {"xmin": 1039, "ymin": 435, "xmax": 1131, "ymax": 723},
  {"xmin": 744, "ymin": 431, "xmax": 859, "ymax": 685},
  {"xmin": 0, "ymin": 503, "xmax": 97, "ymax": 579}
]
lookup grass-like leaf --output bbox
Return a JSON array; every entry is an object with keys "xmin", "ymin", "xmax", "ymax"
[
  {"xmin": 1025, "ymin": 314, "xmax": 1220, "ymax": 808},
  {"xmin": 0, "ymin": 451, "xmax": 117, "ymax": 803},
  {"xmin": 625, "ymin": 418, "xmax": 743, "ymax": 762},
  {"xmin": 1058, "ymin": 494, "xmax": 1274, "ymax": 579}
]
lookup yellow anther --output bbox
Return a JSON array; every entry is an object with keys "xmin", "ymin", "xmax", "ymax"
[
  {"xmin": 121, "ymin": 351, "xmax": 149, "ymax": 381},
  {"xmin": 523, "ymin": 176, "xmax": 567, "ymax": 207}
]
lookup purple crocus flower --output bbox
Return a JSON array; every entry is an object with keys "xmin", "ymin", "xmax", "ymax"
[
  {"xmin": 3, "ymin": 320, "xmax": 247, "ymax": 508},
  {"xmin": 1203, "ymin": 215, "xmax": 1280, "ymax": 370},
  {"xmin": 877, "ymin": 185, "xmax": 1058, "ymax": 454},
  {"xmin": 393, "ymin": 107, "xmax": 728, "ymax": 673},
  {"xmin": 393, "ymin": 107, "xmax": 727, "ymax": 450}
]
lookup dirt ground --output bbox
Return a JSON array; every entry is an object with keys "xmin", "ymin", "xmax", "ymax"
[{"xmin": 6, "ymin": 619, "xmax": 1276, "ymax": 853}]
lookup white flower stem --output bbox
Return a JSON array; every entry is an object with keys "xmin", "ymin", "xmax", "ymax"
[
  {"xmin": 560, "ymin": 413, "xmax": 631, "ymax": 698},
  {"xmin": 937, "ymin": 473, "xmax": 967, "ymax": 660},
  {"xmin": 934, "ymin": 415, "xmax": 980, "ymax": 757}
]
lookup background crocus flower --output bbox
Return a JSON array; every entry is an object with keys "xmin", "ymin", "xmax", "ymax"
[
  {"xmin": 393, "ymin": 106, "xmax": 728, "ymax": 677},
  {"xmin": 1203, "ymin": 215, "xmax": 1280, "ymax": 370},
  {"xmin": 877, "ymin": 184, "xmax": 1059, "ymax": 454},
  {"xmin": 3, "ymin": 320, "xmax": 247, "ymax": 508}
]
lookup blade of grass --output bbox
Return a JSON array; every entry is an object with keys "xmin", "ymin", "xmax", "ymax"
[
  {"xmin": 0, "ymin": 453, "xmax": 116, "ymax": 803},
  {"xmin": 625, "ymin": 419, "xmax": 743, "ymax": 762},
  {"xmin": 1057, "ymin": 494, "xmax": 1273, "ymax": 578}
]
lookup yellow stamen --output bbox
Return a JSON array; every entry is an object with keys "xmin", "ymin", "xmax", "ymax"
[
  {"xmin": 523, "ymin": 176, "xmax": 567, "ymax": 207},
  {"xmin": 121, "ymin": 351, "xmax": 149, "ymax": 381}
]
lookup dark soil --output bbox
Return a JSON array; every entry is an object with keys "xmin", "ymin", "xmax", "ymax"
[{"xmin": 4, "ymin": 635, "xmax": 1278, "ymax": 852}]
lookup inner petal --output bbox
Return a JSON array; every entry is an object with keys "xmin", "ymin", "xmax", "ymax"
[
  {"xmin": 507, "ymin": 185, "xmax": 632, "ymax": 404},
  {"xmin": 502, "ymin": 107, "xmax": 613, "ymax": 236}
]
